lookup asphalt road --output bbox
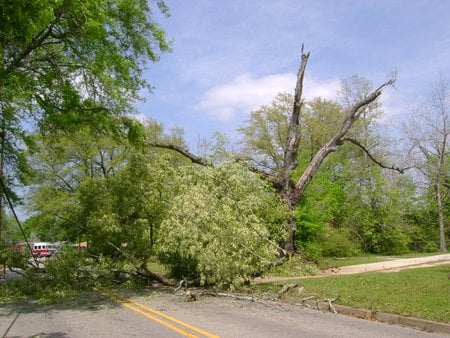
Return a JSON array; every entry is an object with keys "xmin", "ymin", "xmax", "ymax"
[{"xmin": 0, "ymin": 288, "xmax": 447, "ymax": 338}]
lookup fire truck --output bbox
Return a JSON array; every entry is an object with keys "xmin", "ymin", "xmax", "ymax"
[{"xmin": 32, "ymin": 242, "xmax": 58, "ymax": 257}]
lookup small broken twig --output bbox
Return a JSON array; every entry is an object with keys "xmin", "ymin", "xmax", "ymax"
[
  {"xmin": 277, "ymin": 283, "xmax": 299, "ymax": 298},
  {"xmin": 324, "ymin": 297, "xmax": 339, "ymax": 314},
  {"xmin": 174, "ymin": 279, "xmax": 186, "ymax": 293}
]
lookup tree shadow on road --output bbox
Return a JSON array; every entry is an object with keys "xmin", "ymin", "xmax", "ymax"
[{"xmin": 0, "ymin": 290, "xmax": 120, "ymax": 316}]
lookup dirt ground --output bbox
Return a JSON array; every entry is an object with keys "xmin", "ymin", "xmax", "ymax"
[{"xmin": 253, "ymin": 253, "xmax": 450, "ymax": 284}]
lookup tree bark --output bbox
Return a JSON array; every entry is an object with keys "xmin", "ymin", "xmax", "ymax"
[
  {"xmin": 437, "ymin": 181, "xmax": 447, "ymax": 252},
  {"xmin": 278, "ymin": 47, "xmax": 310, "ymax": 252},
  {"xmin": 148, "ymin": 142, "xmax": 211, "ymax": 166},
  {"xmin": 282, "ymin": 47, "xmax": 310, "ymax": 195},
  {"xmin": 436, "ymin": 137, "xmax": 448, "ymax": 252}
]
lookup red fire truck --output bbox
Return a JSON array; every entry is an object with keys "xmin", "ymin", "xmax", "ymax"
[{"xmin": 32, "ymin": 242, "xmax": 58, "ymax": 257}]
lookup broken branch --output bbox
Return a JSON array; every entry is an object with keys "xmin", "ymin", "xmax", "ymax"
[
  {"xmin": 278, "ymin": 283, "xmax": 299, "ymax": 298},
  {"xmin": 149, "ymin": 143, "xmax": 211, "ymax": 166},
  {"xmin": 342, "ymin": 138, "xmax": 410, "ymax": 173}
]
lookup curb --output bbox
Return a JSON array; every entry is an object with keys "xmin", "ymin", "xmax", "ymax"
[{"xmin": 283, "ymin": 297, "xmax": 450, "ymax": 335}]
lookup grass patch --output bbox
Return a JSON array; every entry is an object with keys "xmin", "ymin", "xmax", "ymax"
[
  {"xmin": 254, "ymin": 264, "xmax": 450, "ymax": 323},
  {"xmin": 318, "ymin": 255, "xmax": 388, "ymax": 269},
  {"xmin": 262, "ymin": 255, "xmax": 318, "ymax": 277},
  {"xmin": 146, "ymin": 258, "xmax": 168, "ymax": 275}
]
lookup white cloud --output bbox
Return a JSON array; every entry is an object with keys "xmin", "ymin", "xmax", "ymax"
[
  {"xmin": 304, "ymin": 76, "xmax": 341, "ymax": 101},
  {"xmin": 196, "ymin": 73, "xmax": 340, "ymax": 121}
]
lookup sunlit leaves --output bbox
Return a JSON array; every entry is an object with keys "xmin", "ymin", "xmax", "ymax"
[{"xmin": 157, "ymin": 162, "xmax": 288, "ymax": 289}]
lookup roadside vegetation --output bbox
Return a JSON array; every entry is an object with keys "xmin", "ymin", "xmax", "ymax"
[
  {"xmin": 0, "ymin": 247, "xmax": 150, "ymax": 305},
  {"xmin": 252, "ymin": 264, "xmax": 450, "ymax": 323}
]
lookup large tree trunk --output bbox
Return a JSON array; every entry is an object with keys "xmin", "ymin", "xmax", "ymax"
[{"xmin": 279, "ymin": 47, "xmax": 310, "ymax": 252}]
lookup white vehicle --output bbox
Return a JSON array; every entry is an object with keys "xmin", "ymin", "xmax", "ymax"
[{"xmin": 32, "ymin": 242, "xmax": 58, "ymax": 257}]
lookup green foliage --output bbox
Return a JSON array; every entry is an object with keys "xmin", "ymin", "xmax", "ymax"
[
  {"xmin": 77, "ymin": 153, "xmax": 175, "ymax": 260},
  {"xmin": 237, "ymin": 87, "xmax": 418, "ymax": 258},
  {"xmin": 343, "ymin": 205, "xmax": 410, "ymax": 255},
  {"xmin": 317, "ymin": 227, "xmax": 361, "ymax": 257},
  {"xmin": 1, "ymin": 213, "xmax": 27, "ymax": 244},
  {"xmin": 0, "ymin": 243, "xmax": 28, "ymax": 270},
  {"xmin": 330, "ymin": 143, "xmax": 416, "ymax": 255},
  {"xmin": 0, "ymin": 267, "xmax": 83, "ymax": 305},
  {"xmin": 238, "ymin": 93, "xmax": 292, "ymax": 172},
  {"xmin": 156, "ymin": 162, "xmax": 288, "ymax": 289},
  {"xmin": 300, "ymin": 225, "xmax": 361, "ymax": 261},
  {"xmin": 295, "ymin": 161, "xmax": 345, "ymax": 247},
  {"xmin": 303, "ymin": 98, "xmax": 345, "ymax": 156},
  {"xmin": 363, "ymin": 224, "xmax": 410, "ymax": 255},
  {"xmin": 265, "ymin": 255, "xmax": 318, "ymax": 277},
  {"xmin": 0, "ymin": 246, "xmax": 146, "ymax": 304},
  {"xmin": 421, "ymin": 241, "xmax": 440, "ymax": 253},
  {"xmin": 27, "ymin": 120, "xmax": 177, "ymax": 249},
  {"xmin": 0, "ymin": 0, "xmax": 170, "ymax": 212},
  {"xmin": 1, "ymin": 0, "xmax": 170, "ymax": 113},
  {"xmin": 44, "ymin": 246, "xmax": 93, "ymax": 289},
  {"xmin": 302, "ymin": 242, "xmax": 323, "ymax": 263}
]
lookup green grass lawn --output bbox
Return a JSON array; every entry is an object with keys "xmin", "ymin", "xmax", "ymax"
[{"xmin": 254, "ymin": 264, "xmax": 450, "ymax": 323}]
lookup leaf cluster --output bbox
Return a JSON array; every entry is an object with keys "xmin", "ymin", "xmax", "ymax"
[{"xmin": 156, "ymin": 162, "xmax": 288, "ymax": 289}]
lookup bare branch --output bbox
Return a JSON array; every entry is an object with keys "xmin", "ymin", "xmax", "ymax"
[
  {"xmin": 149, "ymin": 141, "xmax": 287, "ymax": 193},
  {"xmin": 149, "ymin": 143, "xmax": 211, "ymax": 166},
  {"xmin": 278, "ymin": 283, "xmax": 299, "ymax": 298},
  {"xmin": 342, "ymin": 138, "xmax": 410, "ymax": 174},
  {"xmin": 339, "ymin": 77, "xmax": 396, "ymax": 139},
  {"xmin": 233, "ymin": 156, "xmax": 283, "ymax": 189},
  {"xmin": 292, "ymin": 76, "xmax": 396, "ymax": 206}
]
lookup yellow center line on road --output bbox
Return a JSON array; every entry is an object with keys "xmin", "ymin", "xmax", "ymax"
[{"xmin": 95, "ymin": 287, "xmax": 219, "ymax": 338}]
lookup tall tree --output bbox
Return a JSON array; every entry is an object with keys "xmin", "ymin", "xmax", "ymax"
[
  {"xmin": 405, "ymin": 76, "xmax": 449, "ymax": 252},
  {"xmin": 239, "ymin": 49, "xmax": 397, "ymax": 252},
  {"xmin": 0, "ymin": 0, "xmax": 170, "ymax": 238}
]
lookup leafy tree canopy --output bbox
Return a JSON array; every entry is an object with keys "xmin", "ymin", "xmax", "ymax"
[
  {"xmin": 1, "ymin": 0, "xmax": 170, "ymax": 119},
  {"xmin": 0, "ymin": 0, "xmax": 170, "ymax": 197}
]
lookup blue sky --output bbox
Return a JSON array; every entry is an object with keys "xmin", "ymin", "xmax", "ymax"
[{"xmin": 137, "ymin": 0, "xmax": 450, "ymax": 148}]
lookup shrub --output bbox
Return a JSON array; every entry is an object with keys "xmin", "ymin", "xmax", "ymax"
[
  {"xmin": 302, "ymin": 242, "xmax": 323, "ymax": 263},
  {"xmin": 372, "ymin": 225, "xmax": 410, "ymax": 255},
  {"xmin": 318, "ymin": 227, "xmax": 361, "ymax": 257},
  {"xmin": 421, "ymin": 241, "xmax": 439, "ymax": 253}
]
